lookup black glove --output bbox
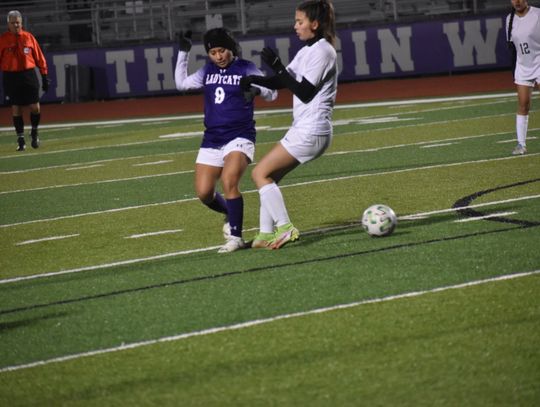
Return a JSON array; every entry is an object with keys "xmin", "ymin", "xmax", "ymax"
[
  {"xmin": 243, "ymin": 86, "xmax": 261, "ymax": 102},
  {"xmin": 261, "ymin": 47, "xmax": 286, "ymax": 75},
  {"xmin": 177, "ymin": 30, "xmax": 192, "ymax": 52},
  {"xmin": 240, "ymin": 75, "xmax": 255, "ymax": 91},
  {"xmin": 41, "ymin": 74, "xmax": 51, "ymax": 92}
]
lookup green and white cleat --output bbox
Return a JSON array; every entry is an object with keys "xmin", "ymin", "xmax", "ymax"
[
  {"xmin": 270, "ymin": 223, "xmax": 299, "ymax": 249},
  {"xmin": 251, "ymin": 232, "xmax": 276, "ymax": 249}
]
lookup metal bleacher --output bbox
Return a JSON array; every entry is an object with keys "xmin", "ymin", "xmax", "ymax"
[{"xmin": 0, "ymin": 0, "xmax": 512, "ymax": 51}]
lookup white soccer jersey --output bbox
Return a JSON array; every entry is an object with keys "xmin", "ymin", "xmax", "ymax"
[
  {"xmin": 286, "ymin": 38, "xmax": 338, "ymax": 135},
  {"xmin": 506, "ymin": 6, "xmax": 540, "ymax": 82}
]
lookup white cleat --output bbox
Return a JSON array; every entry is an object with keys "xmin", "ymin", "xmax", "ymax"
[
  {"xmin": 512, "ymin": 144, "xmax": 527, "ymax": 155},
  {"xmin": 218, "ymin": 236, "xmax": 246, "ymax": 253}
]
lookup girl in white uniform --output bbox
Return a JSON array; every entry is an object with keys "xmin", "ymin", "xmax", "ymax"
[
  {"xmin": 241, "ymin": 0, "xmax": 337, "ymax": 249},
  {"xmin": 506, "ymin": 0, "xmax": 540, "ymax": 155}
]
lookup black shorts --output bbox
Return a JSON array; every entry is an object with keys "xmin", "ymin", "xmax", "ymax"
[{"xmin": 2, "ymin": 69, "xmax": 40, "ymax": 106}]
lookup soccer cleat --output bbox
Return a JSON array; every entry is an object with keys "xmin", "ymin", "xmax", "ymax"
[
  {"xmin": 222, "ymin": 221, "xmax": 231, "ymax": 240},
  {"xmin": 31, "ymin": 131, "xmax": 40, "ymax": 149},
  {"xmin": 511, "ymin": 144, "xmax": 527, "ymax": 155},
  {"xmin": 251, "ymin": 232, "xmax": 276, "ymax": 249},
  {"xmin": 270, "ymin": 223, "xmax": 299, "ymax": 249},
  {"xmin": 16, "ymin": 137, "xmax": 26, "ymax": 151},
  {"xmin": 218, "ymin": 236, "xmax": 246, "ymax": 253}
]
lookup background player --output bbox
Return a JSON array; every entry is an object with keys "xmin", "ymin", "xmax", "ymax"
[
  {"xmin": 0, "ymin": 10, "xmax": 49, "ymax": 151},
  {"xmin": 241, "ymin": 0, "xmax": 338, "ymax": 249},
  {"xmin": 174, "ymin": 28, "xmax": 277, "ymax": 253},
  {"xmin": 506, "ymin": 0, "xmax": 540, "ymax": 155}
]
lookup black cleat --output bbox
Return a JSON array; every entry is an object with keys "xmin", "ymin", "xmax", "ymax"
[
  {"xmin": 16, "ymin": 136, "xmax": 26, "ymax": 151},
  {"xmin": 31, "ymin": 133, "xmax": 40, "ymax": 149}
]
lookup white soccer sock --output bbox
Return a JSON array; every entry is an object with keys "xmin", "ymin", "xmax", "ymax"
[
  {"xmin": 259, "ymin": 182, "xmax": 290, "ymax": 228},
  {"xmin": 259, "ymin": 203, "xmax": 274, "ymax": 234},
  {"xmin": 516, "ymin": 114, "xmax": 528, "ymax": 146}
]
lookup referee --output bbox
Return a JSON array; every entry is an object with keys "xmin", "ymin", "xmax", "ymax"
[{"xmin": 0, "ymin": 10, "xmax": 49, "ymax": 151}]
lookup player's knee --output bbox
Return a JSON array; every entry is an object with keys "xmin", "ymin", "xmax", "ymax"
[{"xmin": 196, "ymin": 190, "xmax": 214, "ymax": 204}]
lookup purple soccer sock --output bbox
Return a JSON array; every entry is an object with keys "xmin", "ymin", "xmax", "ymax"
[
  {"xmin": 204, "ymin": 192, "xmax": 228, "ymax": 215},
  {"xmin": 226, "ymin": 196, "xmax": 244, "ymax": 238}
]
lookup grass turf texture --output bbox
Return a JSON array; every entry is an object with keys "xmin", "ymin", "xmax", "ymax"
[
  {"xmin": 1, "ymin": 275, "xmax": 539, "ymax": 406},
  {"xmin": 0, "ymin": 93, "xmax": 539, "ymax": 405}
]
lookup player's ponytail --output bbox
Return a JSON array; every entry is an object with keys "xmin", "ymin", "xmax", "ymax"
[{"xmin": 297, "ymin": 0, "xmax": 336, "ymax": 47}]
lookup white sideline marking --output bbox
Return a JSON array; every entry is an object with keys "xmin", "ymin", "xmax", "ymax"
[
  {"xmin": 1, "ymin": 269, "xmax": 538, "ymax": 373},
  {"xmin": 66, "ymin": 164, "xmax": 104, "ymax": 171},
  {"xmin": 96, "ymin": 124, "xmax": 122, "ymax": 129},
  {"xmin": 0, "ymin": 170, "xmax": 194, "ymax": 196},
  {"xmin": 333, "ymin": 116, "xmax": 419, "ymax": 126},
  {"xmin": 15, "ymin": 234, "xmax": 79, "ymax": 246},
  {"xmin": 420, "ymin": 142, "xmax": 456, "ymax": 149},
  {"xmin": 454, "ymin": 212, "xmax": 517, "ymax": 223},
  {"xmin": 132, "ymin": 160, "xmax": 173, "ymax": 167},
  {"xmin": 125, "ymin": 229, "xmax": 183, "ymax": 239},
  {"xmin": 399, "ymin": 194, "xmax": 540, "ymax": 220},
  {"xmin": 142, "ymin": 121, "xmax": 171, "ymax": 126},
  {"xmin": 497, "ymin": 136, "xmax": 538, "ymax": 144},
  {"xmin": 1, "ymin": 153, "xmax": 539, "ymax": 229},
  {"xmin": 0, "ymin": 150, "xmax": 199, "ymax": 175},
  {"xmin": 0, "ymin": 245, "xmax": 221, "ymax": 284},
  {"xmin": 159, "ymin": 131, "xmax": 203, "ymax": 139}
]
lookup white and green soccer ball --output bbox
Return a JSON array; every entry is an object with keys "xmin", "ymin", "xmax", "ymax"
[{"xmin": 361, "ymin": 204, "xmax": 397, "ymax": 237}]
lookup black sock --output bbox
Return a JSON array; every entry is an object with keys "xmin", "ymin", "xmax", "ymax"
[
  {"xmin": 30, "ymin": 112, "xmax": 40, "ymax": 137},
  {"xmin": 13, "ymin": 116, "xmax": 24, "ymax": 137}
]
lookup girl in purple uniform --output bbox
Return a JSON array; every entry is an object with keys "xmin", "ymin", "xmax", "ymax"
[{"xmin": 175, "ymin": 28, "xmax": 277, "ymax": 253}]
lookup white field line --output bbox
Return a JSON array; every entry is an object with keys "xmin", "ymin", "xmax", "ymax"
[
  {"xmin": 66, "ymin": 164, "xmax": 105, "ymax": 171},
  {"xmin": 325, "ymin": 130, "xmax": 508, "ymax": 156},
  {"xmin": 15, "ymin": 234, "xmax": 80, "ymax": 246},
  {"xmin": 132, "ymin": 160, "xmax": 173, "ymax": 167},
  {"xmin": 1, "ymin": 269, "xmax": 538, "ymax": 373},
  {"xmin": 1, "ymin": 153, "xmax": 539, "ymax": 229},
  {"xmin": 420, "ymin": 142, "xmax": 456, "ymax": 149},
  {"xmin": 0, "ymin": 245, "xmax": 221, "ymax": 285},
  {"xmin": 453, "ymin": 212, "xmax": 517, "ymax": 223},
  {"xmin": 399, "ymin": 194, "xmax": 540, "ymax": 220},
  {"xmin": 125, "ymin": 229, "xmax": 183, "ymax": 239},
  {"xmin": 0, "ymin": 170, "xmax": 194, "ymax": 196},
  {"xmin": 0, "ymin": 150, "xmax": 199, "ymax": 175},
  {"xmin": 158, "ymin": 131, "xmax": 203, "ymax": 139},
  {"xmin": 141, "ymin": 121, "xmax": 172, "ymax": 126},
  {"xmin": 2, "ymin": 193, "xmax": 539, "ymax": 285},
  {"xmin": 497, "ymin": 136, "xmax": 538, "ymax": 144},
  {"xmin": 0, "ymin": 137, "xmax": 185, "ymax": 160}
]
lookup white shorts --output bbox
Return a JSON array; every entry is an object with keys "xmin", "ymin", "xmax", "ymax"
[
  {"xmin": 280, "ymin": 128, "xmax": 332, "ymax": 164},
  {"xmin": 196, "ymin": 137, "xmax": 255, "ymax": 167},
  {"xmin": 514, "ymin": 77, "xmax": 540, "ymax": 87}
]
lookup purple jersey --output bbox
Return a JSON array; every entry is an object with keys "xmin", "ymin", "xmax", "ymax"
[{"xmin": 200, "ymin": 59, "xmax": 260, "ymax": 148}]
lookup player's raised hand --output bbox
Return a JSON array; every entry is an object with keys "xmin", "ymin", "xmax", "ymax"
[
  {"xmin": 261, "ymin": 47, "xmax": 285, "ymax": 75},
  {"xmin": 177, "ymin": 30, "xmax": 192, "ymax": 52}
]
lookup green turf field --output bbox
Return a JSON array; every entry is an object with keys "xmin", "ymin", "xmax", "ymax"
[{"xmin": 0, "ymin": 91, "xmax": 539, "ymax": 406}]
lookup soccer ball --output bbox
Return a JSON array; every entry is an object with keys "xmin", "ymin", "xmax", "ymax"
[{"xmin": 361, "ymin": 204, "xmax": 397, "ymax": 237}]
